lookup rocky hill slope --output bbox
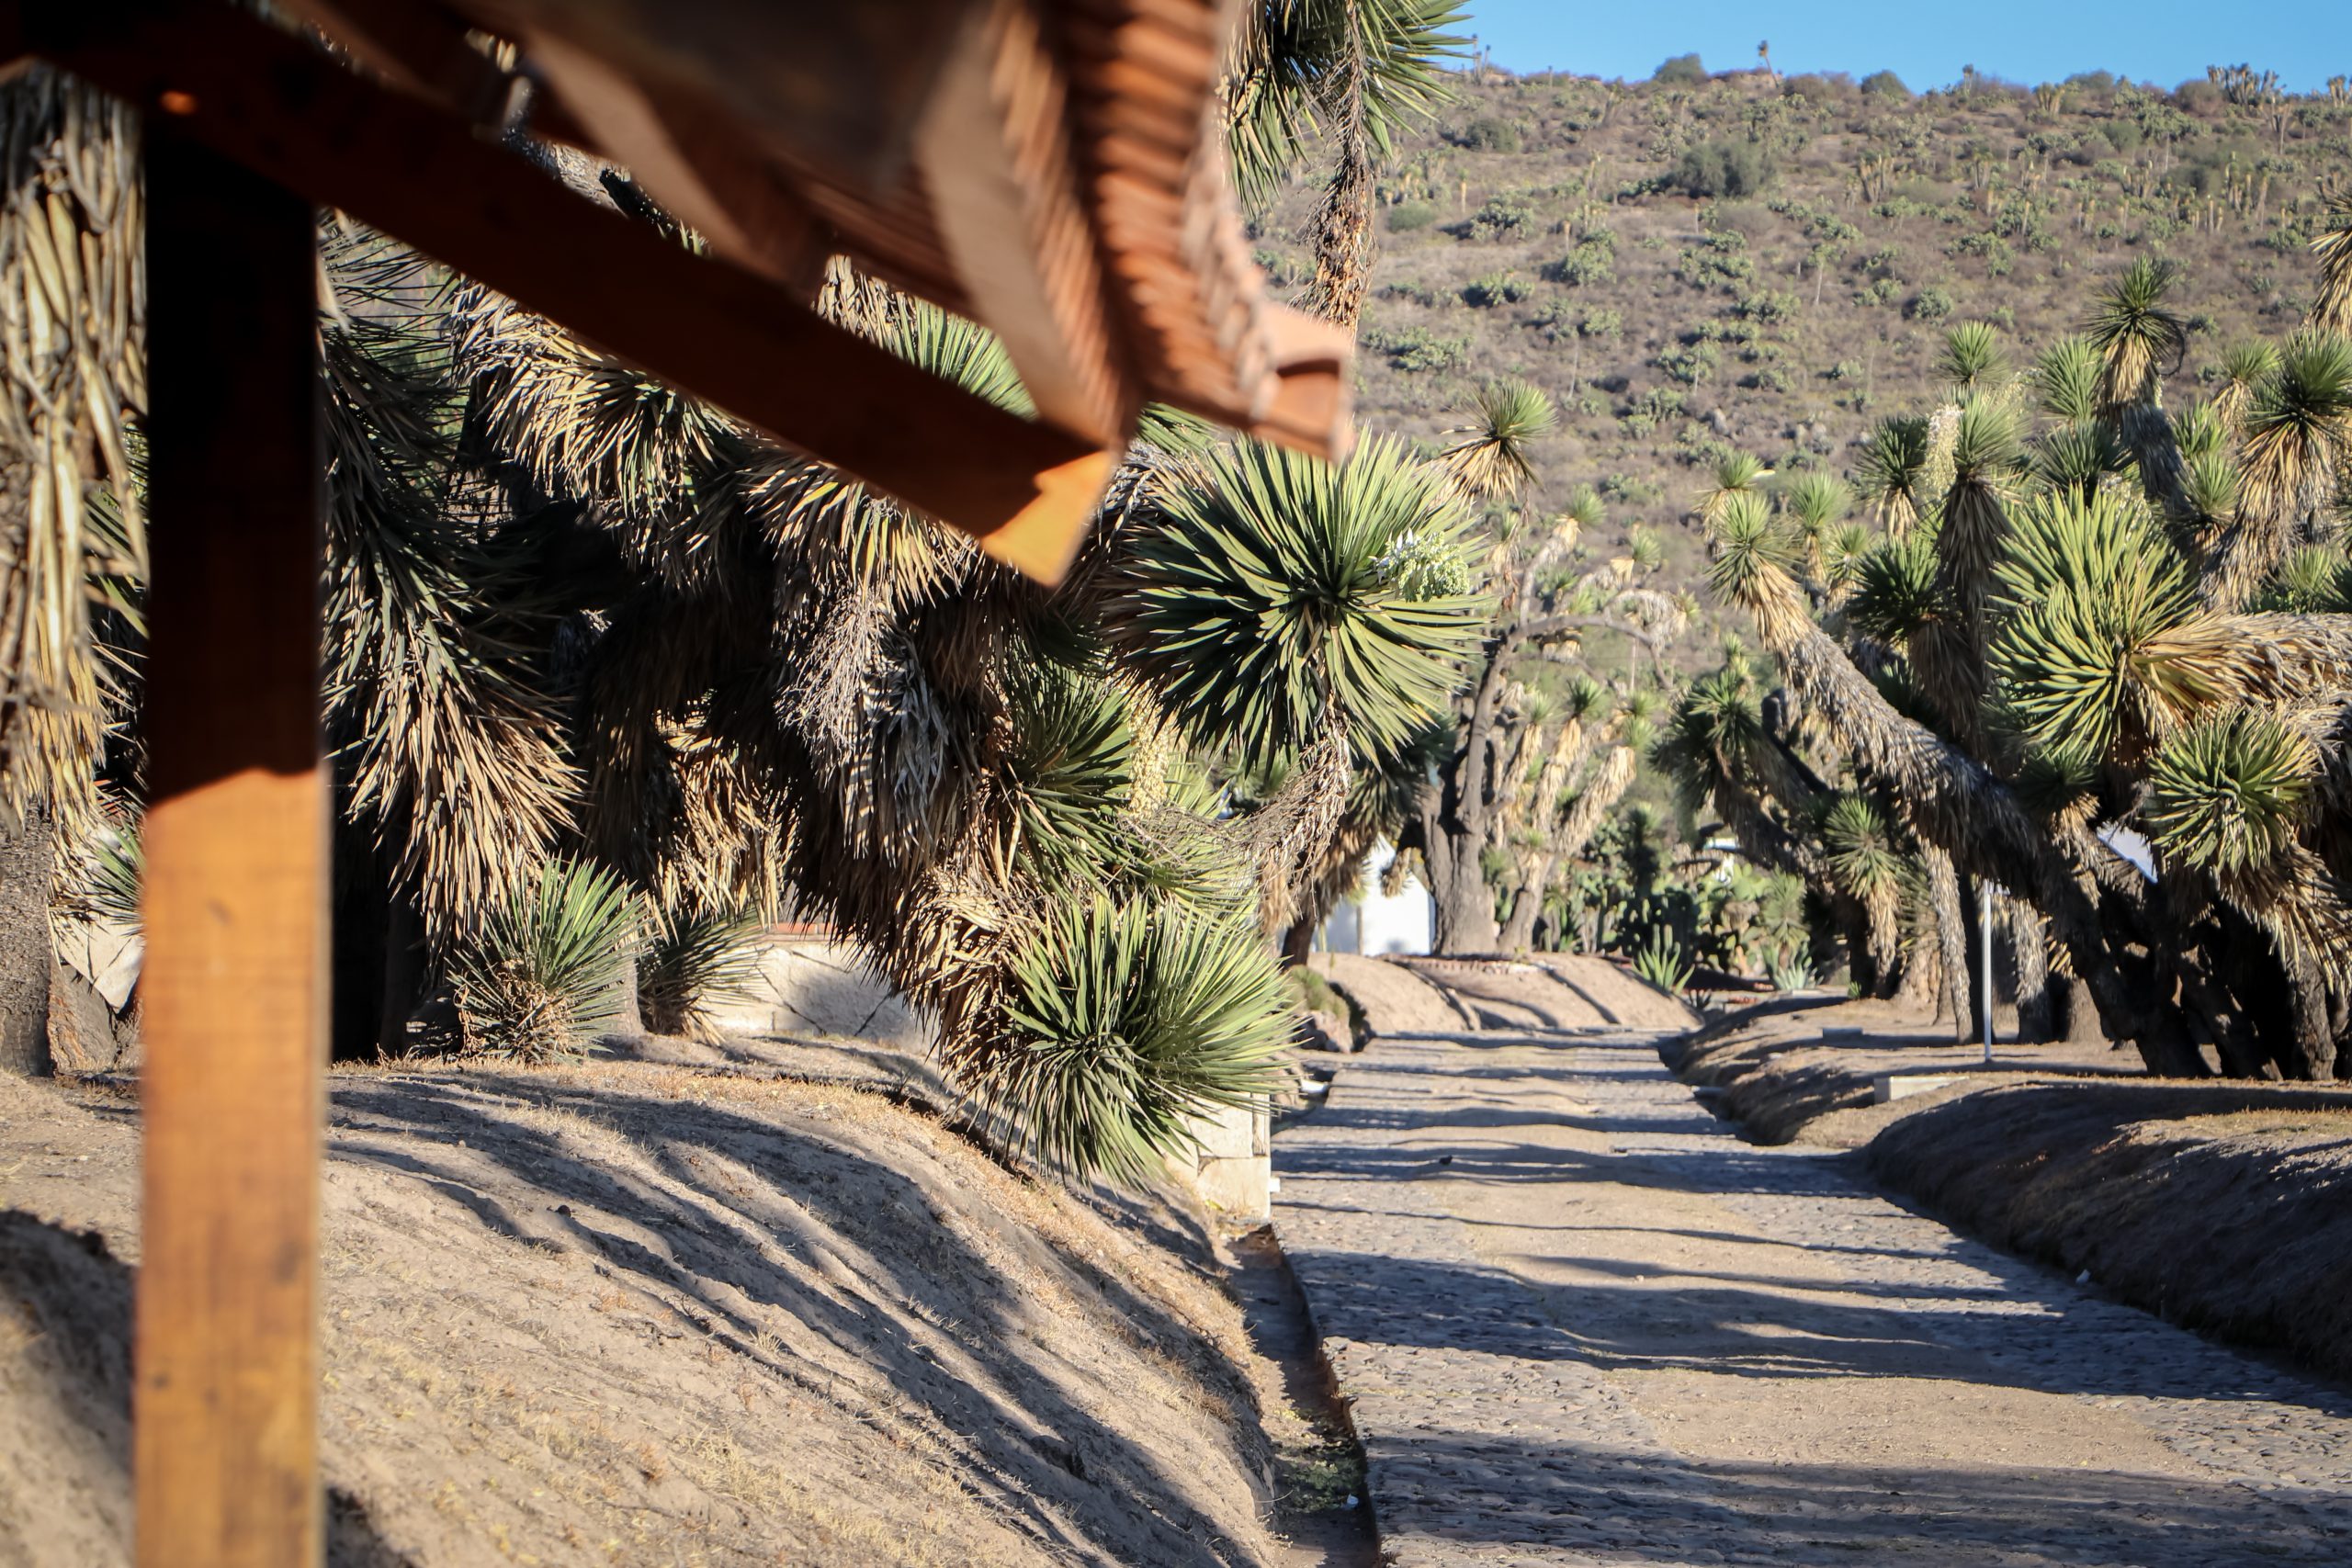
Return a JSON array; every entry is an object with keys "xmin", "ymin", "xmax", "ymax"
[{"xmin": 1262, "ymin": 62, "xmax": 2352, "ymax": 676}]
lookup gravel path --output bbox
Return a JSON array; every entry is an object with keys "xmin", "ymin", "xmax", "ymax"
[{"xmin": 1272, "ymin": 1027, "xmax": 2352, "ymax": 1566}]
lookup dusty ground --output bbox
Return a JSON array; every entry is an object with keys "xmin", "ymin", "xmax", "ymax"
[
  {"xmin": 1275, "ymin": 1019, "xmax": 2352, "ymax": 1566},
  {"xmin": 0, "ymin": 1031, "xmax": 1315, "ymax": 1567}
]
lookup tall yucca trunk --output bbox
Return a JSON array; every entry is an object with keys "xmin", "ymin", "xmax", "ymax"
[
  {"xmin": 1755, "ymin": 605, "xmax": 2207, "ymax": 1074},
  {"xmin": 2010, "ymin": 899, "xmax": 2056, "ymax": 1042},
  {"xmin": 1302, "ymin": 9, "xmax": 1374, "ymax": 332},
  {"xmin": 1923, "ymin": 843, "xmax": 1972, "ymax": 1042}
]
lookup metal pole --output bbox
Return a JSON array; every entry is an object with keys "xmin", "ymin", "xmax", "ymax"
[{"xmin": 1980, "ymin": 881, "xmax": 1995, "ymax": 1066}]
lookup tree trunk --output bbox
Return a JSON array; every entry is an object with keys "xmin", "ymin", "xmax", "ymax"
[
  {"xmin": 1924, "ymin": 843, "xmax": 1972, "ymax": 1043},
  {"xmin": 2289, "ymin": 952, "xmax": 2337, "ymax": 1081},
  {"xmin": 2062, "ymin": 977, "xmax": 2103, "ymax": 1044},
  {"xmin": 1304, "ymin": 73, "xmax": 1374, "ymax": 331},
  {"xmin": 2010, "ymin": 900, "xmax": 2056, "ymax": 1043},
  {"xmin": 331, "ymin": 827, "xmax": 389, "ymax": 1063},
  {"xmin": 1281, "ymin": 915, "xmax": 1315, "ymax": 970},
  {"xmin": 612, "ymin": 919, "xmax": 646, "ymax": 1040},
  {"xmin": 1893, "ymin": 914, "xmax": 1939, "ymax": 1014},
  {"xmin": 1498, "ymin": 853, "xmax": 1554, "ymax": 954},
  {"xmin": 377, "ymin": 893, "xmax": 426, "ymax": 1058},
  {"xmin": 0, "ymin": 807, "xmax": 55, "ymax": 1077},
  {"xmin": 1430, "ymin": 860, "xmax": 1499, "ymax": 954}
]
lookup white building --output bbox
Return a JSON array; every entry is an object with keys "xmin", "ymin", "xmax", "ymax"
[{"xmin": 1318, "ymin": 839, "xmax": 1432, "ymax": 956}]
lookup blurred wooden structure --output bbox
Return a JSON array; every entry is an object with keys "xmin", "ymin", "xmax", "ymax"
[{"xmin": 4, "ymin": 0, "xmax": 1352, "ymax": 1562}]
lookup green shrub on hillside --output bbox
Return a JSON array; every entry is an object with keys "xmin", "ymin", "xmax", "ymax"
[
  {"xmin": 1672, "ymin": 139, "xmax": 1776, "ymax": 199},
  {"xmin": 1653, "ymin": 53, "xmax": 1708, "ymax": 86},
  {"xmin": 1551, "ymin": 234, "xmax": 1617, "ymax": 287},
  {"xmin": 1657, "ymin": 341, "xmax": 1721, "ymax": 386},
  {"xmin": 1367, "ymin": 325, "xmax": 1471, "ymax": 374},
  {"xmin": 1460, "ymin": 116, "xmax": 1524, "ymax": 153},
  {"xmin": 1389, "ymin": 200, "xmax": 1437, "ymax": 232},
  {"xmin": 1908, "ymin": 286, "xmax": 1956, "ymax": 321},
  {"xmin": 1467, "ymin": 191, "xmax": 1536, "ymax": 239},
  {"xmin": 1462, "ymin": 271, "xmax": 1529, "ymax": 307},
  {"xmin": 1860, "ymin": 70, "xmax": 1910, "ymax": 98}
]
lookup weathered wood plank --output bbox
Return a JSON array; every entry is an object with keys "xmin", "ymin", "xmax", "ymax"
[
  {"xmin": 136, "ymin": 128, "xmax": 327, "ymax": 1567},
  {"xmin": 24, "ymin": 0, "xmax": 1111, "ymax": 582}
]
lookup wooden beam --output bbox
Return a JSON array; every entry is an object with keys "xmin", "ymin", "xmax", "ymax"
[
  {"xmin": 24, "ymin": 0, "xmax": 1110, "ymax": 582},
  {"xmin": 136, "ymin": 128, "xmax": 327, "ymax": 1567},
  {"xmin": 521, "ymin": 28, "xmax": 831, "ymax": 292},
  {"xmin": 276, "ymin": 0, "xmax": 519, "ymax": 124},
  {"xmin": 916, "ymin": 0, "xmax": 1136, "ymax": 446}
]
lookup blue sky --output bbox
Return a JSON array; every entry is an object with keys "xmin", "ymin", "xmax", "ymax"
[{"xmin": 1461, "ymin": 2, "xmax": 2352, "ymax": 94}]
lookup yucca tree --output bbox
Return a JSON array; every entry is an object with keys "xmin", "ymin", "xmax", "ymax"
[
  {"xmin": 1398, "ymin": 421, "xmax": 1688, "ymax": 953},
  {"xmin": 0, "ymin": 73, "xmax": 141, "ymax": 1072},
  {"xmin": 2211, "ymin": 331, "xmax": 2352, "ymax": 608},
  {"xmin": 2310, "ymin": 185, "xmax": 2352, "ymax": 339},
  {"xmin": 1492, "ymin": 676, "xmax": 1639, "ymax": 953},
  {"xmin": 1701, "ymin": 239, "xmax": 2352, "ymax": 1077},
  {"xmin": 1112, "ymin": 430, "xmax": 1489, "ymax": 942},
  {"xmin": 2086, "ymin": 257, "xmax": 2188, "ymax": 413},
  {"xmin": 1937, "ymin": 321, "xmax": 2009, "ymax": 392},
  {"xmin": 1706, "ymin": 471, "xmax": 2205, "ymax": 1065},
  {"xmin": 1227, "ymin": 0, "xmax": 1466, "ymax": 330}
]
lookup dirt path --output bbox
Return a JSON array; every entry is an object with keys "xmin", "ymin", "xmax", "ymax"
[{"xmin": 1272, "ymin": 1026, "xmax": 2352, "ymax": 1566}]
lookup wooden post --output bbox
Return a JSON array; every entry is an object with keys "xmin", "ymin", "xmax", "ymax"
[{"xmin": 136, "ymin": 129, "xmax": 326, "ymax": 1566}]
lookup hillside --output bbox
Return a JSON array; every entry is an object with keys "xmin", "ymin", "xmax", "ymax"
[{"xmin": 1261, "ymin": 62, "xmax": 2352, "ymax": 681}]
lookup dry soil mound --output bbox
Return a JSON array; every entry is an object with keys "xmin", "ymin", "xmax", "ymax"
[
  {"xmin": 1867, "ymin": 1081, "xmax": 2352, "ymax": 1382},
  {"xmin": 1396, "ymin": 958, "xmax": 1612, "ymax": 1031},
  {"xmin": 1306, "ymin": 953, "xmax": 1467, "ymax": 1036},
  {"xmin": 1528, "ymin": 955, "xmax": 1701, "ymax": 1032},
  {"xmin": 0, "ymin": 1051, "xmax": 1282, "ymax": 1567},
  {"xmin": 1668, "ymin": 998, "xmax": 2127, "ymax": 1146}
]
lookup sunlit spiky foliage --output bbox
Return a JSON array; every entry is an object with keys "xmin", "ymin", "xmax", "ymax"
[
  {"xmin": 1781, "ymin": 471, "xmax": 1853, "ymax": 587},
  {"xmin": 2145, "ymin": 712, "xmax": 2352, "ymax": 963},
  {"xmin": 1855, "ymin": 416, "xmax": 1930, "ymax": 533},
  {"xmin": 322, "ymin": 235, "xmax": 579, "ymax": 940},
  {"xmin": 1706, "ymin": 491, "xmax": 1811, "ymax": 650},
  {"xmin": 1225, "ymin": 0, "xmax": 1465, "ymax": 327},
  {"xmin": 2086, "ymin": 257, "xmax": 2187, "ymax": 412},
  {"xmin": 1114, "ymin": 434, "xmax": 1487, "ymax": 766},
  {"xmin": 2033, "ymin": 419, "xmax": 2131, "ymax": 500},
  {"xmin": 2215, "ymin": 330, "xmax": 2352, "ymax": 608},
  {"xmin": 2214, "ymin": 340, "xmax": 2282, "ymax": 432},
  {"xmin": 1696, "ymin": 451, "xmax": 1770, "ymax": 524},
  {"xmin": 449, "ymin": 858, "xmax": 635, "ymax": 1062},
  {"xmin": 1818, "ymin": 793, "xmax": 1905, "ymax": 975},
  {"xmin": 2032, "ymin": 335, "xmax": 2106, "ymax": 425},
  {"xmin": 1937, "ymin": 321, "xmax": 2008, "ymax": 391},
  {"xmin": 2310, "ymin": 184, "xmax": 2352, "ymax": 339},
  {"xmin": 1988, "ymin": 487, "xmax": 2219, "ymax": 765},
  {"xmin": 0, "ymin": 73, "xmax": 142, "ymax": 835},
  {"xmin": 1439, "ymin": 378, "xmax": 1555, "ymax": 501},
  {"xmin": 978, "ymin": 896, "xmax": 1286, "ymax": 1181},
  {"xmin": 637, "ymin": 901, "xmax": 766, "ymax": 1040}
]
